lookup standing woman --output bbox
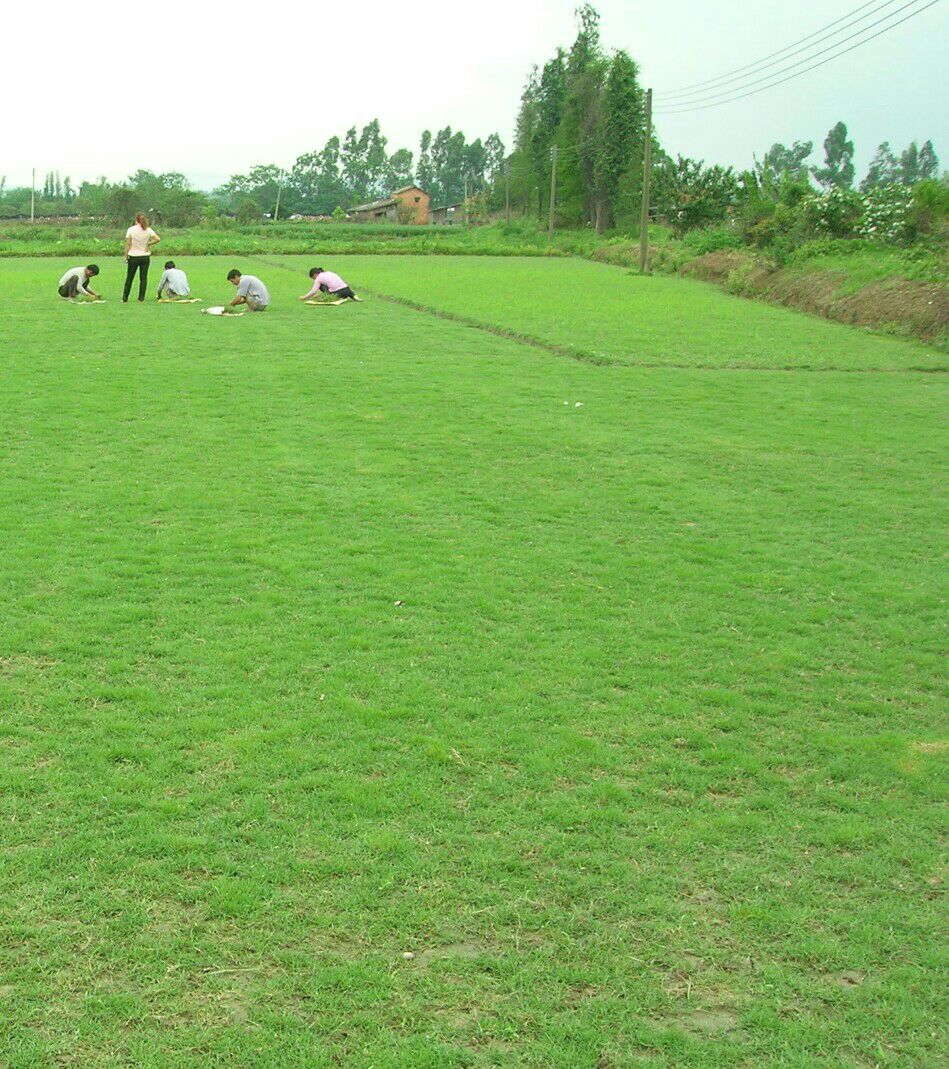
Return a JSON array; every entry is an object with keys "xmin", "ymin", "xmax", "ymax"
[{"xmin": 123, "ymin": 213, "xmax": 160, "ymax": 302}]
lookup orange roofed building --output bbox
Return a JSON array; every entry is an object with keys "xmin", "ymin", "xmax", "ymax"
[{"xmin": 347, "ymin": 185, "xmax": 430, "ymax": 225}]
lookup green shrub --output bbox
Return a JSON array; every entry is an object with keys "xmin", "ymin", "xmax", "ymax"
[
  {"xmin": 800, "ymin": 188, "xmax": 863, "ymax": 238},
  {"xmin": 682, "ymin": 226, "xmax": 744, "ymax": 255},
  {"xmin": 911, "ymin": 179, "xmax": 949, "ymax": 235},
  {"xmin": 859, "ymin": 185, "xmax": 915, "ymax": 243},
  {"xmin": 788, "ymin": 238, "xmax": 872, "ymax": 264},
  {"xmin": 724, "ymin": 259, "xmax": 757, "ymax": 296},
  {"xmin": 236, "ymin": 200, "xmax": 261, "ymax": 225}
]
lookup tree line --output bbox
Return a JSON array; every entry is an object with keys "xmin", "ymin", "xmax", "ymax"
[
  {"xmin": 1, "ymin": 4, "xmax": 942, "ymax": 235},
  {"xmin": 508, "ymin": 4, "xmax": 649, "ymax": 231},
  {"xmin": 508, "ymin": 5, "xmax": 942, "ymax": 235},
  {"xmin": 212, "ymin": 121, "xmax": 506, "ymax": 218},
  {"xmin": 0, "ymin": 120, "xmax": 506, "ymax": 224}
]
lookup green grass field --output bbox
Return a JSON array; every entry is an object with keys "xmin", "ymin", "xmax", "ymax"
[
  {"xmin": 268, "ymin": 255, "xmax": 945, "ymax": 370},
  {"xmin": 1, "ymin": 256, "xmax": 945, "ymax": 1067}
]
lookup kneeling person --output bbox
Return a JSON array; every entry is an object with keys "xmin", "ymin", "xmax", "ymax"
[
  {"xmin": 58, "ymin": 264, "xmax": 101, "ymax": 300},
  {"xmin": 226, "ymin": 268, "xmax": 270, "ymax": 311},
  {"xmin": 157, "ymin": 261, "xmax": 190, "ymax": 300},
  {"xmin": 300, "ymin": 266, "xmax": 361, "ymax": 302}
]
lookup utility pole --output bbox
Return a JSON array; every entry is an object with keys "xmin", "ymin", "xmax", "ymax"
[
  {"xmin": 30, "ymin": 168, "xmax": 35, "ymax": 222},
  {"xmin": 273, "ymin": 182, "xmax": 282, "ymax": 223},
  {"xmin": 463, "ymin": 173, "xmax": 469, "ymax": 227},
  {"xmin": 639, "ymin": 88, "xmax": 653, "ymax": 275},
  {"xmin": 504, "ymin": 161, "xmax": 511, "ymax": 225},
  {"xmin": 548, "ymin": 143, "xmax": 558, "ymax": 240}
]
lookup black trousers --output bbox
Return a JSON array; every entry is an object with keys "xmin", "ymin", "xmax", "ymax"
[
  {"xmin": 123, "ymin": 256, "xmax": 150, "ymax": 301},
  {"xmin": 321, "ymin": 284, "xmax": 356, "ymax": 300}
]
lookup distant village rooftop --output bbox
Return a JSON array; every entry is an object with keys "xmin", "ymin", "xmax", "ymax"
[{"xmin": 348, "ymin": 185, "xmax": 430, "ymax": 225}]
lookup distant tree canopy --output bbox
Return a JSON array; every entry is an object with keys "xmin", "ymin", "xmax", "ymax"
[
  {"xmin": 812, "ymin": 122, "xmax": 855, "ymax": 190},
  {"xmin": 212, "ymin": 120, "xmax": 505, "ymax": 217},
  {"xmin": 0, "ymin": 118, "xmax": 504, "ymax": 222},
  {"xmin": 754, "ymin": 141, "xmax": 814, "ymax": 187},
  {"xmin": 0, "ymin": 169, "xmax": 206, "ymax": 224},
  {"xmin": 508, "ymin": 5, "xmax": 650, "ymax": 231},
  {"xmin": 0, "ymin": 2, "xmax": 943, "ymax": 240}
]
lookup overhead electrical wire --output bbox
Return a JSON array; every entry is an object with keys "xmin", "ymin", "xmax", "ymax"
[
  {"xmin": 654, "ymin": 0, "xmax": 941, "ymax": 114},
  {"xmin": 660, "ymin": 0, "xmax": 904, "ymax": 99}
]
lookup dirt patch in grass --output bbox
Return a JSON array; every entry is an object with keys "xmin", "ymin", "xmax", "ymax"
[
  {"xmin": 665, "ymin": 1006, "xmax": 743, "ymax": 1039},
  {"xmin": 911, "ymin": 739, "xmax": 947, "ymax": 755},
  {"xmin": 410, "ymin": 941, "xmax": 491, "ymax": 967}
]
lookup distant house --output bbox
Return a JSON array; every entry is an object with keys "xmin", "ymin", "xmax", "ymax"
[
  {"xmin": 347, "ymin": 185, "xmax": 430, "ymax": 225},
  {"xmin": 429, "ymin": 203, "xmax": 465, "ymax": 226}
]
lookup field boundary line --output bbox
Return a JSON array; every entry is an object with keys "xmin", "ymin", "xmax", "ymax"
[
  {"xmin": 255, "ymin": 257, "xmax": 946, "ymax": 374},
  {"xmin": 361, "ymin": 289, "xmax": 620, "ymax": 367}
]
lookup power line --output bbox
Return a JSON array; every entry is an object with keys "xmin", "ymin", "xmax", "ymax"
[
  {"xmin": 660, "ymin": 0, "xmax": 904, "ymax": 101},
  {"xmin": 658, "ymin": 0, "xmax": 934, "ymax": 111},
  {"xmin": 655, "ymin": 0, "xmax": 941, "ymax": 114}
]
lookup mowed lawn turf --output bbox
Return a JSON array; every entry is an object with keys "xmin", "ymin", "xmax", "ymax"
[
  {"xmin": 0, "ymin": 256, "xmax": 945, "ymax": 1067},
  {"xmin": 270, "ymin": 254, "xmax": 946, "ymax": 371}
]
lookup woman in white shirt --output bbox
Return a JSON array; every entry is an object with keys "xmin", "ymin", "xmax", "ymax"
[{"xmin": 123, "ymin": 213, "xmax": 160, "ymax": 302}]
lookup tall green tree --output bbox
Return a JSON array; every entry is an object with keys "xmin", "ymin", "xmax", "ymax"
[
  {"xmin": 812, "ymin": 121, "xmax": 855, "ymax": 189},
  {"xmin": 483, "ymin": 134, "xmax": 506, "ymax": 182},
  {"xmin": 754, "ymin": 141, "xmax": 813, "ymax": 187},
  {"xmin": 466, "ymin": 139, "xmax": 488, "ymax": 191},
  {"xmin": 861, "ymin": 142, "xmax": 899, "ymax": 191},
  {"xmin": 558, "ymin": 4, "xmax": 608, "ymax": 225},
  {"xmin": 900, "ymin": 139, "xmax": 940, "ymax": 184},
  {"xmin": 532, "ymin": 50, "xmax": 567, "ymax": 217},
  {"xmin": 510, "ymin": 67, "xmax": 542, "ymax": 213},
  {"xmin": 593, "ymin": 48, "xmax": 644, "ymax": 231},
  {"xmin": 388, "ymin": 148, "xmax": 415, "ymax": 189},
  {"xmin": 291, "ymin": 135, "xmax": 349, "ymax": 214},
  {"xmin": 917, "ymin": 140, "xmax": 939, "ymax": 182},
  {"xmin": 359, "ymin": 119, "xmax": 390, "ymax": 197},
  {"xmin": 416, "ymin": 130, "xmax": 435, "ymax": 195},
  {"xmin": 430, "ymin": 127, "xmax": 470, "ymax": 204},
  {"xmin": 341, "ymin": 126, "xmax": 369, "ymax": 201}
]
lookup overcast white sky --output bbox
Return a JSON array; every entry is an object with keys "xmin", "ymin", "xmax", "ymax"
[{"xmin": 3, "ymin": 0, "xmax": 946, "ymax": 191}]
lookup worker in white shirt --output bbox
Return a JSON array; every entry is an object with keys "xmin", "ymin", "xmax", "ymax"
[
  {"xmin": 58, "ymin": 264, "xmax": 101, "ymax": 300},
  {"xmin": 123, "ymin": 213, "xmax": 160, "ymax": 302},
  {"xmin": 156, "ymin": 261, "xmax": 191, "ymax": 300}
]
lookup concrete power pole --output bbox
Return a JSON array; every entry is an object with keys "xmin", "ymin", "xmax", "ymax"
[
  {"xmin": 273, "ymin": 183, "xmax": 282, "ymax": 223},
  {"xmin": 30, "ymin": 168, "xmax": 36, "ymax": 222},
  {"xmin": 505, "ymin": 161, "xmax": 511, "ymax": 225},
  {"xmin": 548, "ymin": 144, "xmax": 558, "ymax": 240},
  {"xmin": 639, "ymin": 88, "xmax": 654, "ymax": 275},
  {"xmin": 464, "ymin": 173, "xmax": 469, "ymax": 227}
]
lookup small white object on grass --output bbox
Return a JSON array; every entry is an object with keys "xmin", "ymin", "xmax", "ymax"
[
  {"xmin": 575, "ymin": 402, "xmax": 584, "ymax": 408},
  {"xmin": 402, "ymin": 951, "xmax": 415, "ymax": 960},
  {"xmin": 202, "ymin": 306, "xmax": 244, "ymax": 317}
]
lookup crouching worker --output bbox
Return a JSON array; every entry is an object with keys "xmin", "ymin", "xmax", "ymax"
[
  {"xmin": 58, "ymin": 264, "xmax": 101, "ymax": 300},
  {"xmin": 299, "ymin": 266, "xmax": 362, "ymax": 302},
  {"xmin": 226, "ymin": 268, "xmax": 270, "ymax": 311},
  {"xmin": 156, "ymin": 261, "xmax": 190, "ymax": 300}
]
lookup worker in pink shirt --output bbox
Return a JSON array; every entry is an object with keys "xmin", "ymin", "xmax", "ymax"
[{"xmin": 299, "ymin": 266, "xmax": 362, "ymax": 303}]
